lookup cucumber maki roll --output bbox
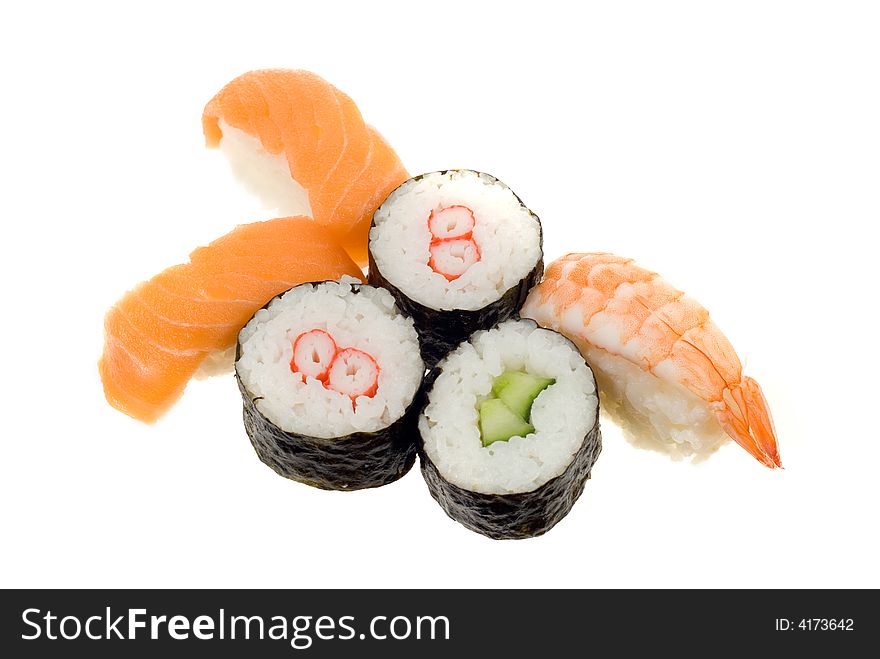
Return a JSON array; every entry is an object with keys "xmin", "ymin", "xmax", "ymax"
[
  {"xmin": 368, "ymin": 170, "xmax": 543, "ymax": 367},
  {"xmin": 235, "ymin": 278, "xmax": 425, "ymax": 490},
  {"xmin": 418, "ymin": 319, "xmax": 601, "ymax": 539}
]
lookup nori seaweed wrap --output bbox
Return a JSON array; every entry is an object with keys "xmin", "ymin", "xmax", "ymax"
[
  {"xmin": 235, "ymin": 279, "xmax": 425, "ymax": 490},
  {"xmin": 368, "ymin": 170, "xmax": 544, "ymax": 367},
  {"xmin": 418, "ymin": 319, "xmax": 602, "ymax": 539}
]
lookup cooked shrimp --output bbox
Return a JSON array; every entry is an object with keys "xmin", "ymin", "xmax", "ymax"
[{"xmin": 521, "ymin": 253, "xmax": 781, "ymax": 468}]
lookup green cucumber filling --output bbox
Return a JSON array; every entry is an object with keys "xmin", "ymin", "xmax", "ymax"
[{"xmin": 480, "ymin": 371, "xmax": 555, "ymax": 446}]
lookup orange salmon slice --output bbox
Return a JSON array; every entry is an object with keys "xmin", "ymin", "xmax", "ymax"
[
  {"xmin": 99, "ymin": 216, "xmax": 363, "ymax": 423},
  {"xmin": 202, "ymin": 69, "xmax": 409, "ymax": 266}
]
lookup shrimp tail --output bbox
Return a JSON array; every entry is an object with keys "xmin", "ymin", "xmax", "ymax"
[{"xmin": 714, "ymin": 376, "xmax": 782, "ymax": 469}]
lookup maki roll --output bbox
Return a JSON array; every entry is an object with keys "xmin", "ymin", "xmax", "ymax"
[
  {"xmin": 368, "ymin": 170, "xmax": 543, "ymax": 366},
  {"xmin": 235, "ymin": 278, "xmax": 425, "ymax": 490},
  {"xmin": 418, "ymin": 319, "xmax": 601, "ymax": 539}
]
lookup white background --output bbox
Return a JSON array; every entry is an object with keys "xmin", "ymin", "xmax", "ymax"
[{"xmin": 1, "ymin": 1, "xmax": 878, "ymax": 589}]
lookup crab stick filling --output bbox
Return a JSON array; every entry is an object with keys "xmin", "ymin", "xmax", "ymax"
[
  {"xmin": 290, "ymin": 329, "xmax": 337, "ymax": 382},
  {"xmin": 428, "ymin": 239, "xmax": 481, "ymax": 281},
  {"xmin": 290, "ymin": 330, "xmax": 380, "ymax": 401},
  {"xmin": 326, "ymin": 348, "xmax": 380, "ymax": 400},
  {"xmin": 427, "ymin": 206, "xmax": 481, "ymax": 280},
  {"xmin": 428, "ymin": 205, "xmax": 475, "ymax": 240}
]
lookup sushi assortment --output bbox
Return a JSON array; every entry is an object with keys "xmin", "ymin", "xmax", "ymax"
[{"xmin": 99, "ymin": 68, "xmax": 781, "ymax": 540}]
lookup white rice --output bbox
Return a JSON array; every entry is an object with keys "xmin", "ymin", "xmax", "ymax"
[
  {"xmin": 216, "ymin": 119, "xmax": 313, "ymax": 218},
  {"xmin": 369, "ymin": 170, "xmax": 542, "ymax": 311},
  {"xmin": 579, "ymin": 346, "xmax": 727, "ymax": 461},
  {"xmin": 236, "ymin": 278, "xmax": 423, "ymax": 438},
  {"xmin": 194, "ymin": 345, "xmax": 236, "ymax": 379},
  {"xmin": 419, "ymin": 320, "xmax": 598, "ymax": 495}
]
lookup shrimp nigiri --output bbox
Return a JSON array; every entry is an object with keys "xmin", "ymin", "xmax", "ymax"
[{"xmin": 521, "ymin": 253, "xmax": 780, "ymax": 468}]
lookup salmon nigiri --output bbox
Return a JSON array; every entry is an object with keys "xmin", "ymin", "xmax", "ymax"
[
  {"xmin": 202, "ymin": 69, "xmax": 409, "ymax": 266},
  {"xmin": 521, "ymin": 253, "xmax": 781, "ymax": 468},
  {"xmin": 99, "ymin": 217, "xmax": 363, "ymax": 423}
]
